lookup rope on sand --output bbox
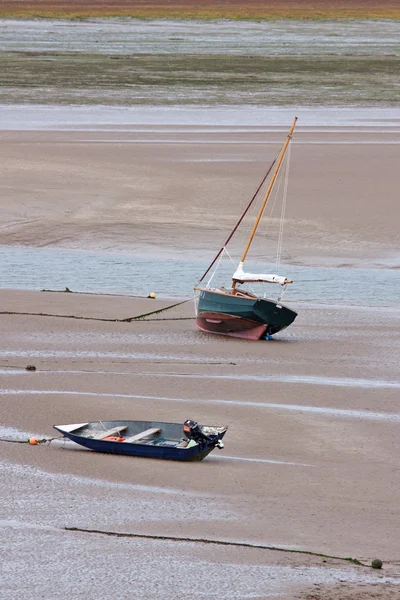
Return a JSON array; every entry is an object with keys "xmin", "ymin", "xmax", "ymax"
[
  {"xmin": 64, "ymin": 527, "xmax": 368, "ymax": 567},
  {"xmin": 0, "ymin": 364, "xmax": 36, "ymax": 371},
  {"xmin": 0, "ymin": 437, "xmax": 59, "ymax": 445},
  {"xmin": 0, "ymin": 298, "xmax": 193, "ymax": 323},
  {"xmin": 121, "ymin": 298, "xmax": 192, "ymax": 321}
]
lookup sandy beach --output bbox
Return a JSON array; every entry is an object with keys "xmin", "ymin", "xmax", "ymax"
[{"xmin": 1, "ymin": 112, "xmax": 400, "ymax": 599}]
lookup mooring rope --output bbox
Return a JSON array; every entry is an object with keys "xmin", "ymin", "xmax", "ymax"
[
  {"xmin": 121, "ymin": 297, "xmax": 191, "ymax": 322},
  {"xmin": 0, "ymin": 297, "xmax": 193, "ymax": 324},
  {"xmin": 0, "ymin": 437, "xmax": 59, "ymax": 444},
  {"xmin": 64, "ymin": 527, "xmax": 369, "ymax": 567}
]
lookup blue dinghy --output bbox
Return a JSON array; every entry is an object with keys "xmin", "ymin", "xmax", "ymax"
[{"xmin": 54, "ymin": 419, "xmax": 227, "ymax": 462}]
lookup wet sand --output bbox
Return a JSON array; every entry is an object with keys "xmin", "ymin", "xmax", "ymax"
[
  {"xmin": 1, "ymin": 121, "xmax": 399, "ymax": 263},
  {"xmin": 1, "ymin": 290, "xmax": 400, "ymax": 598},
  {"xmin": 1, "ymin": 121, "xmax": 400, "ymax": 598}
]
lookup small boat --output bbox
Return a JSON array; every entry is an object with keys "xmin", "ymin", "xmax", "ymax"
[
  {"xmin": 53, "ymin": 419, "xmax": 227, "ymax": 462},
  {"xmin": 194, "ymin": 118, "xmax": 298, "ymax": 340}
]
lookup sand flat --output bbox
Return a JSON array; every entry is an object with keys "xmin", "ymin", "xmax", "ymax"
[{"xmin": 1, "ymin": 123, "xmax": 399, "ymax": 261}]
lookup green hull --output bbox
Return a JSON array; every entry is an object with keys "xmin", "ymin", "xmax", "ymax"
[{"xmin": 197, "ymin": 289, "xmax": 297, "ymax": 338}]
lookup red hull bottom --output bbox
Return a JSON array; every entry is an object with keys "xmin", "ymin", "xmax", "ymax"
[{"xmin": 196, "ymin": 312, "xmax": 268, "ymax": 340}]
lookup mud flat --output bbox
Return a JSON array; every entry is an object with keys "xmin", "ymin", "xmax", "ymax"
[
  {"xmin": 1, "ymin": 19, "xmax": 399, "ymax": 106},
  {"xmin": 0, "ymin": 0, "xmax": 399, "ymax": 19}
]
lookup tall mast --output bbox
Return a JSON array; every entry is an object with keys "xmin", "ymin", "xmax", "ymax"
[
  {"xmin": 232, "ymin": 117, "xmax": 297, "ymax": 289},
  {"xmin": 197, "ymin": 156, "xmax": 277, "ymax": 284}
]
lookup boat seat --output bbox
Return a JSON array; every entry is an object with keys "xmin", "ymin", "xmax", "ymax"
[
  {"xmin": 91, "ymin": 425, "xmax": 129, "ymax": 440},
  {"xmin": 124, "ymin": 427, "xmax": 161, "ymax": 443}
]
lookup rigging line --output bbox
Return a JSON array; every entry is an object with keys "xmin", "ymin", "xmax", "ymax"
[
  {"xmin": 223, "ymin": 247, "xmax": 239, "ymax": 268},
  {"xmin": 246, "ymin": 165, "xmax": 284, "ymax": 264},
  {"xmin": 276, "ymin": 142, "xmax": 291, "ymax": 274},
  {"xmin": 252, "ymin": 161, "xmax": 285, "ymax": 263},
  {"xmin": 227, "ymin": 180, "xmax": 269, "ymax": 264},
  {"xmin": 265, "ymin": 157, "xmax": 284, "ymax": 221},
  {"xmin": 206, "ymin": 247, "xmax": 226, "ymax": 288},
  {"xmin": 198, "ymin": 155, "xmax": 278, "ymax": 283},
  {"xmin": 273, "ymin": 154, "xmax": 287, "ymax": 269},
  {"xmin": 277, "ymin": 282, "xmax": 287, "ymax": 303}
]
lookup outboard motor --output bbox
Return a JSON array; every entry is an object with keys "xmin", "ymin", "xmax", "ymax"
[{"xmin": 183, "ymin": 419, "xmax": 224, "ymax": 449}]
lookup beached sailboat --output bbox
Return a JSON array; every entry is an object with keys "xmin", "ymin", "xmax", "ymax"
[{"xmin": 194, "ymin": 118, "xmax": 298, "ymax": 340}]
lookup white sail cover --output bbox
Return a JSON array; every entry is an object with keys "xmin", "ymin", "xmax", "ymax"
[{"xmin": 232, "ymin": 262, "xmax": 289, "ymax": 285}]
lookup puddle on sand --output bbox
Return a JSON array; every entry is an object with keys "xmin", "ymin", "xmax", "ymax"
[
  {"xmin": 148, "ymin": 372, "xmax": 400, "ymax": 390},
  {"xmin": 3, "ymin": 366, "xmax": 398, "ymax": 390},
  {"xmin": 0, "ymin": 519, "xmax": 60, "ymax": 533},
  {"xmin": 1, "ymin": 459, "xmax": 235, "ymax": 523},
  {"xmin": 0, "ymin": 424, "xmax": 43, "ymax": 440},
  {"xmin": 216, "ymin": 455, "xmax": 313, "ymax": 467},
  {"xmin": 2, "ymin": 389, "xmax": 400, "ymax": 422},
  {"xmin": 0, "ymin": 349, "xmax": 210, "ymax": 361}
]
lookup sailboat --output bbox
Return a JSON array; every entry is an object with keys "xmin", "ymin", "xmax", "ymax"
[{"xmin": 194, "ymin": 118, "xmax": 298, "ymax": 340}]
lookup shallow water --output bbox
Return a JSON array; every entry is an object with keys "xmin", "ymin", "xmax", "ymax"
[
  {"xmin": 0, "ymin": 245, "xmax": 399, "ymax": 307},
  {"xmin": 1, "ymin": 104, "xmax": 400, "ymax": 129},
  {"xmin": 1, "ymin": 18, "xmax": 399, "ymax": 57}
]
